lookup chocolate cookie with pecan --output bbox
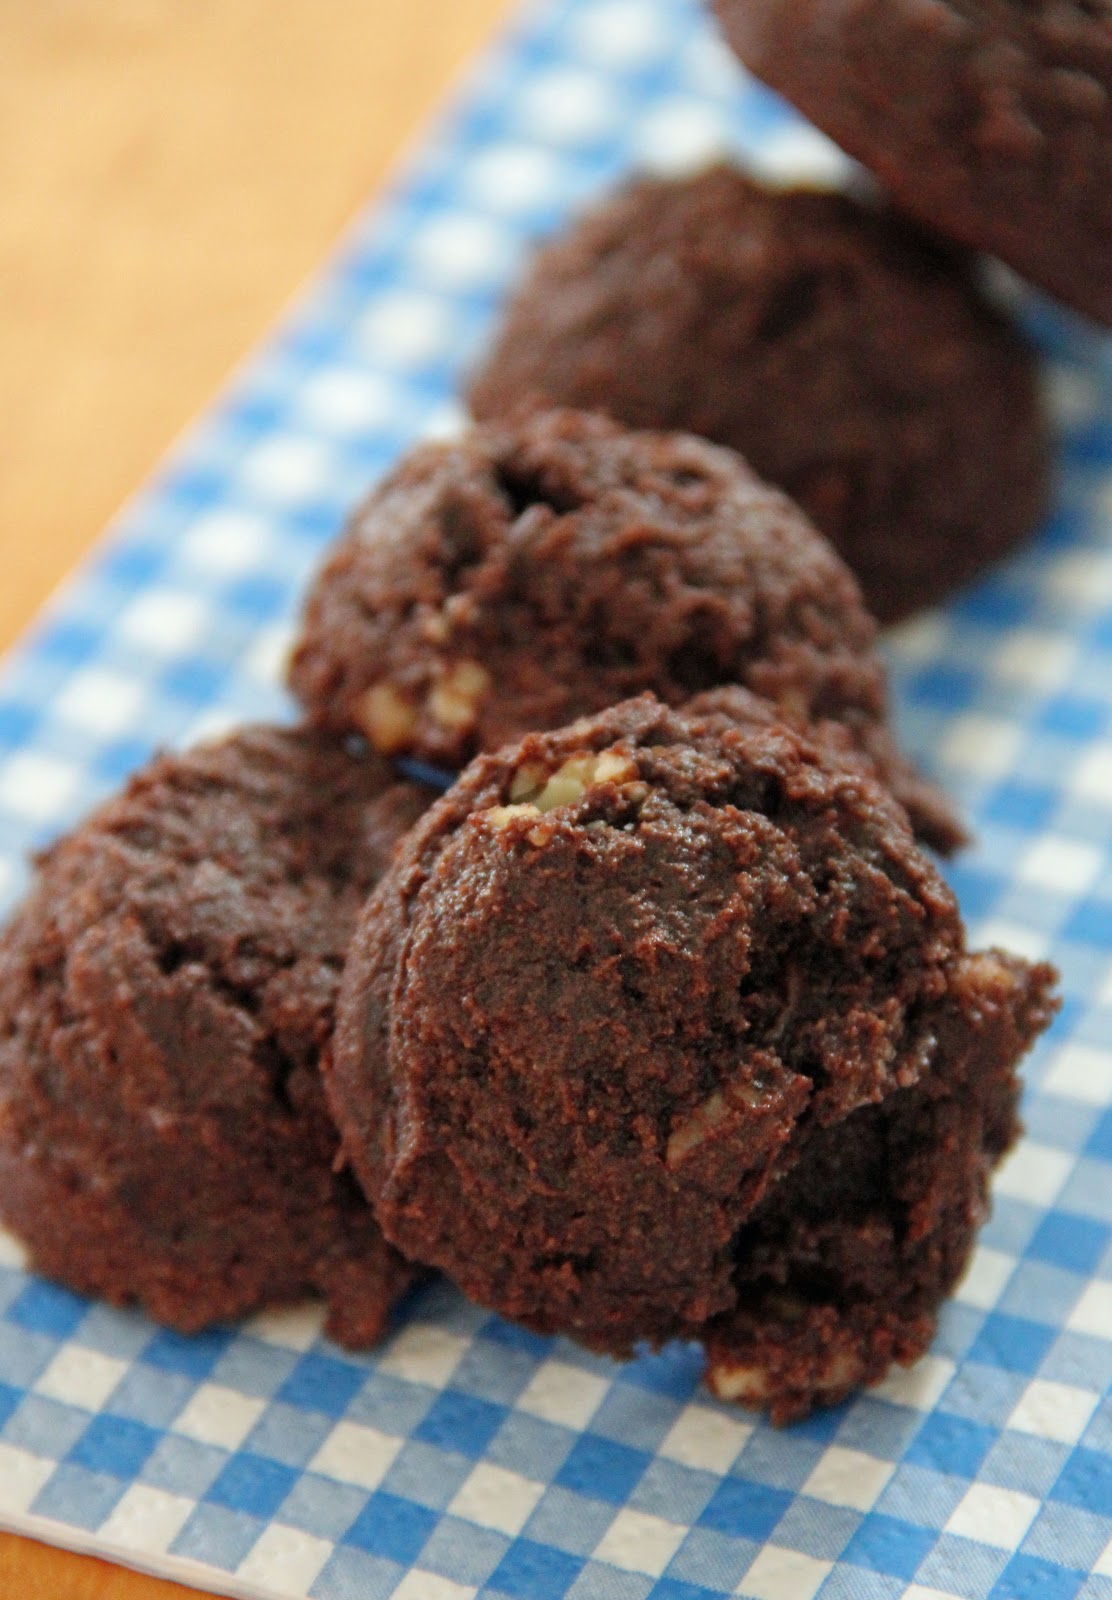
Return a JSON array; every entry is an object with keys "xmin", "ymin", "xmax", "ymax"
[
  {"xmin": 328, "ymin": 695, "xmax": 1055, "ymax": 1379},
  {"xmin": 290, "ymin": 407, "xmax": 963, "ymax": 851},
  {"xmin": 469, "ymin": 168, "xmax": 1049, "ymax": 621},
  {"xmin": 0, "ymin": 726, "xmax": 433, "ymax": 1344}
]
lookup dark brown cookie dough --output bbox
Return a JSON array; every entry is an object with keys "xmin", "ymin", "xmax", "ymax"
[
  {"xmin": 714, "ymin": 0, "xmax": 1112, "ymax": 327},
  {"xmin": 327, "ymin": 695, "xmax": 1054, "ymax": 1362},
  {"xmin": 0, "ymin": 726, "xmax": 434, "ymax": 1345},
  {"xmin": 468, "ymin": 168, "xmax": 1050, "ymax": 623},
  {"xmin": 289, "ymin": 407, "xmax": 963, "ymax": 853},
  {"xmin": 705, "ymin": 950, "xmax": 1058, "ymax": 1422}
]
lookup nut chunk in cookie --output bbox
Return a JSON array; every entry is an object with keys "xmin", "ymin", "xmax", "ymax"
[
  {"xmin": 290, "ymin": 406, "xmax": 962, "ymax": 852},
  {"xmin": 0, "ymin": 726, "xmax": 434, "ymax": 1345},
  {"xmin": 328, "ymin": 695, "xmax": 1054, "ymax": 1365}
]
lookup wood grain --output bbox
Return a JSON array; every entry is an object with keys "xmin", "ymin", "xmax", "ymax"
[
  {"xmin": 0, "ymin": 1533, "xmax": 207, "ymax": 1599},
  {"xmin": 0, "ymin": 0, "xmax": 509, "ymax": 1591},
  {"xmin": 0, "ymin": 0, "xmax": 511, "ymax": 653}
]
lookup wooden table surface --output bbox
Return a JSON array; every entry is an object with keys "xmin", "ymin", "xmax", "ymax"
[{"xmin": 0, "ymin": 1, "xmax": 510, "ymax": 1592}]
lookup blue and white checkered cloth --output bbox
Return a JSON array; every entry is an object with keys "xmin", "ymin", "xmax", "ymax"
[{"xmin": 0, "ymin": 1, "xmax": 1108, "ymax": 1595}]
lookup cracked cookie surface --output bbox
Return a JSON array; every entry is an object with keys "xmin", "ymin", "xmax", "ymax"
[{"xmin": 705, "ymin": 949, "xmax": 1058, "ymax": 1421}]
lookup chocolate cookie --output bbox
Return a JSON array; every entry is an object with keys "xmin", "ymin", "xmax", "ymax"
[
  {"xmin": 468, "ymin": 168, "xmax": 1050, "ymax": 622},
  {"xmin": 289, "ymin": 407, "xmax": 963, "ymax": 853},
  {"xmin": 328, "ymin": 695, "xmax": 1055, "ymax": 1364},
  {"xmin": 714, "ymin": 0, "xmax": 1112, "ymax": 327},
  {"xmin": 705, "ymin": 950, "xmax": 1057, "ymax": 1421},
  {"xmin": 0, "ymin": 726, "xmax": 433, "ymax": 1345}
]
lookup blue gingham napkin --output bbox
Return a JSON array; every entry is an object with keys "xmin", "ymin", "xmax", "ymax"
[{"xmin": 0, "ymin": 1, "xmax": 1108, "ymax": 1596}]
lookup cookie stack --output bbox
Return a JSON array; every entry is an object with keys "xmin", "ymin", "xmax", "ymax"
[{"xmin": 1, "ymin": 0, "xmax": 1087, "ymax": 1422}]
